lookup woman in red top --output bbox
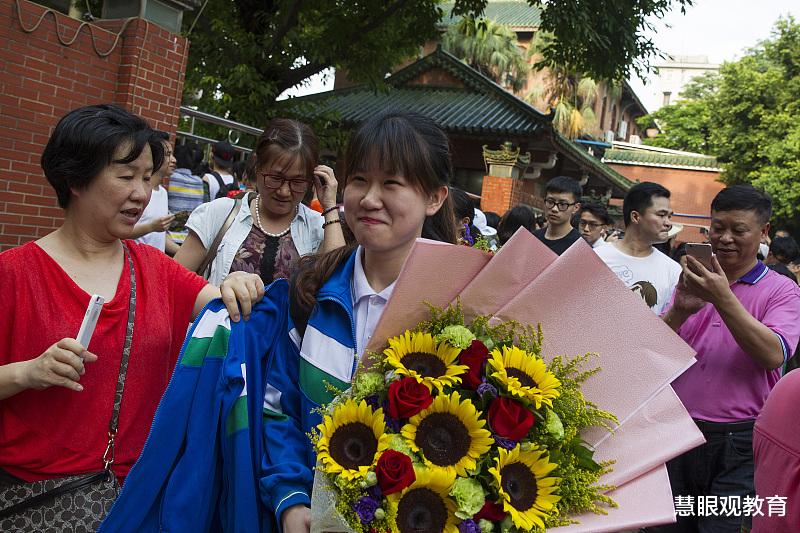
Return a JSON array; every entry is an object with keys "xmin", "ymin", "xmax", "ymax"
[{"xmin": 0, "ymin": 104, "xmax": 264, "ymax": 530}]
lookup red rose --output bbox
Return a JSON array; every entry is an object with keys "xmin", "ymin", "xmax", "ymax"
[
  {"xmin": 376, "ymin": 450, "xmax": 416, "ymax": 495},
  {"xmin": 488, "ymin": 396, "xmax": 535, "ymax": 441},
  {"xmin": 387, "ymin": 377, "xmax": 433, "ymax": 419},
  {"xmin": 459, "ymin": 339, "xmax": 490, "ymax": 390},
  {"xmin": 475, "ymin": 500, "xmax": 506, "ymax": 521}
]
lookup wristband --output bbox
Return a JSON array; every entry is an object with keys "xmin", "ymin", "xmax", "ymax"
[
  {"xmin": 322, "ymin": 205, "xmax": 339, "ymax": 217},
  {"xmin": 322, "ymin": 219, "xmax": 342, "ymax": 229}
]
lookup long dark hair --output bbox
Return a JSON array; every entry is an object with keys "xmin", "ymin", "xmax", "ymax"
[{"xmin": 291, "ymin": 111, "xmax": 456, "ymax": 325}]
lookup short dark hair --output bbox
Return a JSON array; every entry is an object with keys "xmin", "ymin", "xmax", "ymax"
[
  {"xmin": 623, "ymin": 182, "xmax": 671, "ymax": 227},
  {"xmin": 770, "ymin": 236, "xmax": 800, "ymax": 263},
  {"xmin": 41, "ymin": 104, "xmax": 164, "ymax": 209},
  {"xmin": 174, "ymin": 141, "xmax": 201, "ymax": 171},
  {"xmin": 545, "ymin": 176, "xmax": 583, "ymax": 201},
  {"xmin": 579, "ymin": 202, "xmax": 614, "ymax": 225},
  {"xmin": 711, "ymin": 185, "xmax": 772, "ymax": 225},
  {"xmin": 497, "ymin": 205, "xmax": 536, "ymax": 245}
]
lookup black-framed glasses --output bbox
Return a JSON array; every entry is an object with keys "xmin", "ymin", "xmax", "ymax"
[
  {"xmin": 545, "ymin": 198, "xmax": 577, "ymax": 211},
  {"xmin": 578, "ymin": 220, "xmax": 604, "ymax": 230},
  {"xmin": 259, "ymin": 172, "xmax": 310, "ymax": 193}
]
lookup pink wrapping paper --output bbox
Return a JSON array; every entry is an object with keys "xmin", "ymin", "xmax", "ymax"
[
  {"xmin": 366, "ymin": 239, "xmax": 492, "ymax": 353},
  {"xmin": 492, "ymin": 237, "xmax": 697, "ymax": 446},
  {"xmin": 458, "ymin": 229, "xmax": 557, "ymax": 321},
  {"xmin": 550, "ymin": 465, "xmax": 677, "ymax": 532},
  {"xmin": 594, "ymin": 386, "xmax": 704, "ymax": 487},
  {"xmin": 454, "ymin": 229, "xmax": 704, "ymax": 487}
]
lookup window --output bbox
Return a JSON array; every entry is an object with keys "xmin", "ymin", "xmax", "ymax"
[{"xmin": 663, "ymin": 91, "xmax": 672, "ymax": 106}]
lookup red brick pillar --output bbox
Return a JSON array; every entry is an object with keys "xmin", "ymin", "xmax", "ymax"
[{"xmin": 0, "ymin": 0, "xmax": 189, "ymax": 251}]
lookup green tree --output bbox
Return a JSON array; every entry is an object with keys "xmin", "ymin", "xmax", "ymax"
[
  {"xmin": 639, "ymin": 18, "xmax": 800, "ymax": 230},
  {"xmin": 638, "ymin": 72, "xmax": 719, "ymax": 153},
  {"xmin": 182, "ymin": 0, "xmax": 692, "ymax": 126},
  {"xmin": 442, "ymin": 17, "xmax": 529, "ymax": 91}
]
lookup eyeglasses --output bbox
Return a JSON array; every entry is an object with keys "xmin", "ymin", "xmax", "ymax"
[
  {"xmin": 578, "ymin": 220, "xmax": 604, "ymax": 230},
  {"xmin": 544, "ymin": 198, "xmax": 577, "ymax": 211},
  {"xmin": 259, "ymin": 172, "xmax": 310, "ymax": 193}
]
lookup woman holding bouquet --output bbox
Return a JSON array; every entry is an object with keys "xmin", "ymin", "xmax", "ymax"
[{"xmin": 261, "ymin": 111, "xmax": 456, "ymax": 532}]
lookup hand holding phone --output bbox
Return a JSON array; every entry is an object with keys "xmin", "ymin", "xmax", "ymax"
[
  {"xmin": 685, "ymin": 242, "xmax": 713, "ymax": 271},
  {"xmin": 76, "ymin": 295, "xmax": 105, "ymax": 350}
]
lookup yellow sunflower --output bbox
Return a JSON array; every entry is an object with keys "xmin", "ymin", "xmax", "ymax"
[
  {"xmin": 488, "ymin": 345, "xmax": 561, "ymax": 408},
  {"xmin": 316, "ymin": 399, "xmax": 390, "ymax": 481},
  {"xmin": 401, "ymin": 391, "xmax": 493, "ymax": 477},
  {"xmin": 488, "ymin": 445, "xmax": 561, "ymax": 530},
  {"xmin": 384, "ymin": 330, "xmax": 468, "ymax": 392},
  {"xmin": 387, "ymin": 466, "xmax": 459, "ymax": 533}
]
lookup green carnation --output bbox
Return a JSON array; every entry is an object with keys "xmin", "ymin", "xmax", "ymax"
[
  {"xmin": 546, "ymin": 409, "xmax": 565, "ymax": 440},
  {"xmin": 479, "ymin": 519, "xmax": 495, "ymax": 533},
  {"xmin": 354, "ymin": 372, "xmax": 385, "ymax": 397},
  {"xmin": 449, "ymin": 477, "xmax": 486, "ymax": 519},
  {"xmin": 436, "ymin": 325, "xmax": 476, "ymax": 350}
]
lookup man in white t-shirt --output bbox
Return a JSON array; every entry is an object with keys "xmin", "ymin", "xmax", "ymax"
[
  {"xmin": 596, "ymin": 182, "xmax": 681, "ymax": 314},
  {"xmin": 132, "ymin": 133, "xmax": 178, "ymax": 255}
]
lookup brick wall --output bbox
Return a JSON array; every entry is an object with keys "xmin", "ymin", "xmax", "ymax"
[
  {"xmin": 607, "ymin": 163, "xmax": 725, "ymax": 242},
  {"xmin": 480, "ymin": 175, "xmax": 545, "ymax": 216},
  {"xmin": 0, "ymin": 0, "xmax": 188, "ymax": 250}
]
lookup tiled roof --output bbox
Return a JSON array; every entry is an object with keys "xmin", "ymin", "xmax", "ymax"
[
  {"xmin": 281, "ymin": 47, "xmax": 632, "ymax": 195},
  {"xmin": 602, "ymin": 149, "xmax": 721, "ymax": 171},
  {"xmin": 440, "ymin": 1, "xmax": 541, "ymax": 28},
  {"xmin": 288, "ymin": 86, "xmax": 543, "ymax": 136}
]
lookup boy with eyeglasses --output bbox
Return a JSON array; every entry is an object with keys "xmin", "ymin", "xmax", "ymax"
[
  {"xmin": 577, "ymin": 203, "xmax": 613, "ymax": 249},
  {"xmin": 533, "ymin": 176, "xmax": 583, "ymax": 255},
  {"xmin": 596, "ymin": 182, "xmax": 681, "ymax": 314}
]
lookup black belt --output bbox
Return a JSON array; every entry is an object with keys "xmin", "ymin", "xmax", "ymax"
[{"xmin": 693, "ymin": 419, "xmax": 755, "ymax": 434}]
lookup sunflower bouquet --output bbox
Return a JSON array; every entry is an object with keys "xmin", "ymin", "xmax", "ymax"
[{"xmin": 311, "ymin": 304, "xmax": 617, "ymax": 533}]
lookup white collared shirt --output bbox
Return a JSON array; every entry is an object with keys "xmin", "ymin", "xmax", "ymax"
[
  {"xmin": 352, "ymin": 246, "xmax": 396, "ymax": 357},
  {"xmin": 186, "ymin": 196, "xmax": 324, "ymax": 285}
]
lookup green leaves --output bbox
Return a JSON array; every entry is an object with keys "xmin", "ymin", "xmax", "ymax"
[{"xmin": 640, "ymin": 17, "xmax": 800, "ymax": 232}]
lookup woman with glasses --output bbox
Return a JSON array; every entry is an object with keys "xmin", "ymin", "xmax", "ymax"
[{"xmin": 175, "ymin": 119, "xmax": 345, "ymax": 285}]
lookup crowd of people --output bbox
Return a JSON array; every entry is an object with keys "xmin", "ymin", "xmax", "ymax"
[{"xmin": 1, "ymin": 103, "xmax": 799, "ymax": 533}]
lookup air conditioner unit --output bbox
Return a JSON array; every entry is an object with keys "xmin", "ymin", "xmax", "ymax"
[
  {"xmin": 617, "ymin": 120, "xmax": 628, "ymax": 140},
  {"xmin": 629, "ymin": 134, "xmax": 642, "ymax": 145},
  {"xmin": 604, "ymin": 130, "xmax": 615, "ymax": 143}
]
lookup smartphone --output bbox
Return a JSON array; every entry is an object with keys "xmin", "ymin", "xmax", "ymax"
[
  {"xmin": 76, "ymin": 295, "xmax": 105, "ymax": 350},
  {"xmin": 685, "ymin": 242, "xmax": 713, "ymax": 270}
]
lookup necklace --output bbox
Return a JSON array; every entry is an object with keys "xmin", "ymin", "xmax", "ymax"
[{"xmin": 253, "ymin": 194, "xmax": 293, "ymax": 238}]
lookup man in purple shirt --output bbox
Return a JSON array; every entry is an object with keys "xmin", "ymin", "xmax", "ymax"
[{"xmin": 657, "ymin": 185, "xmax": 800, "ymax": 532}]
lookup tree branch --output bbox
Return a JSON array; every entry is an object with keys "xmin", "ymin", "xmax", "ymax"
[
  {"xmin": 277, "ymin": 61, "xmax": 329, "ymax": 93},
  {"xmin": 265, "ymin": 0, "xmax": 304, "ymax": 55}
]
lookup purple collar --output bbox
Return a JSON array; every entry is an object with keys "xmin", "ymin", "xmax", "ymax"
[{"xmin": 738, "ymin": 261, "xmax": 769, "ymax": 285}]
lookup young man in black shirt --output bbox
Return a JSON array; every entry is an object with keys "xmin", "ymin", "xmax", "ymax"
[{"xmin": 533, "ymin": 176, "xmax": 582, "ymax": 255}]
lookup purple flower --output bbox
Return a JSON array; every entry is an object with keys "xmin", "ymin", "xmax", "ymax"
[
  {"xmin": 353, "ymin": 496, "xmax": 380, "ymax": 524},
  {"xmin": 366, "ymin": 484, "xmax": 382, "ymax": 501},
  {"xmin": 463, "ymin": 224, "xmax": 475, "ymax": 246},
  {"xmin": 458, "ymin": 519, "xmax": 481, "ymax": 533},
  {"xmin": 476, "ymin": 380, "xmax": 497, "ymax": 398},
  {"xmin": 382, "ymin": 399, "xmax": 401, "ymax": 432},
  {"xmin": 364, "ymin": 395, "xmax": 380, "ymax": 412},
  {"xmin": 493, "ymin": 435, "xmax": 516, "ymax": 450}
]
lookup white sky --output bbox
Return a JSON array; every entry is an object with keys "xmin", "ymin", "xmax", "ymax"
[
  {"xmin": 280, "ymin": 0, "xmax": 800, "ymax": 107},
  {"xmin": 630, "ymin": 0, "xmax": 799, "ymax": 110}
]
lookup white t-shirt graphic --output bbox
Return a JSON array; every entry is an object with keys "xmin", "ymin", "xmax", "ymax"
[{"xmin": 596, "ymin": 244, "xmax": 681, "ymax": 314}]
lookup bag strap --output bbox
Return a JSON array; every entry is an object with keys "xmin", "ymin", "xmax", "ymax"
[
  {"xmin": 0, "ymin": 471, "xmax": 112, "ymax": 519},
  {"xmin": 101, "ymin": 244, "xmax": 137, "ymax": 470},
  {"xmin": 195, "ymin": 198, "xmax": 244, "ymax": 278},
  {"xmin": 208, "ymin": 170, "xmax": 226, "ymax": 190}
]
